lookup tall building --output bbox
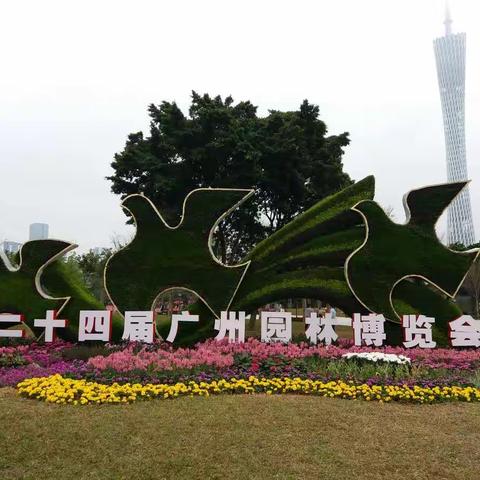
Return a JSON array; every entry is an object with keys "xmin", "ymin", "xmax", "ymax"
[
  {"xmin": 1, "ymin": 240, "xmax": 22, "ymax": 255},
  {"xmin": 91, "ymin": 247, "xmax": 108, "ymax": 256},
  {"xmin": 29, "ymin": 223, "xmax": 49, "ymax": 241},
  {"xmin": 433, "ymin": 6, "xmax": 475, "ymax": 246}
]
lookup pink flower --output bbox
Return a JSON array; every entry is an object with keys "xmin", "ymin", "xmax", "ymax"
[{"xmin": 87, "ymin": 338, "xmax": 480, "ymax": 373}]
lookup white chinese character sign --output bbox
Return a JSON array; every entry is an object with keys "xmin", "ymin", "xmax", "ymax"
[
  {"xmin": 123, "ymin": 311, "xmax": 155, "ymax": 343},
  {"xmin": 402, "ymin": 315, "xmax": 436, "ymax": 348},
  {"xmin": 353, "ymin": 314, "xmax": 386, "ymax": 347},
  {"xmin": 449, "ymin": 316, "xmax": 480, "ymax": 347},
  {"xmin": 79, "ymin": 310, "xmax": 111, "ymax": 342},
  {"xmin": 305, "ymin": 312, "xmax": 352, "ymax": 345},
  {"xmin": 215, "ymin": 311, "xmax": 245, "ymax": 343},
  {"xmin": 34, "ymin": 310, "xmax": 67, "ymax": 343},
  {"xmin": 166, "ymin": 311, "xmax": 199, "ymax": 343},
  {"xmin": 11, "ymin": 307, "xmax": 480, "ymax": 349},
  {"xmin": 0, "ymin": 314, "xmax": 24, "ymax": 338},
  {"xmin": 0, "ymin": 177, "xmax": 479, "ymax": 347},
  {"xmin": 261, "ymin": 312, "xmax": 292, "ymax": 343}
]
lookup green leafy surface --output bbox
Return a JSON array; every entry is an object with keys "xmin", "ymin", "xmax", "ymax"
[
  {"xmin": 105, "ymin": 189, "xmax": 252, "ymax": 321},
  {"xmin": 347, "ymin": 182, "xmax": 477, "ymax": 323},
  {"xmin": 0, "ymin": 240, "xmax": 73, "ymax": 336},
  {"xmin": 2, "ymin": 177, "xmax": 473, "ymax": 346}
]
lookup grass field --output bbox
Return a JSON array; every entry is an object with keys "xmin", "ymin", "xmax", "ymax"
[{"xmin": 1, "ymin": 389, "xmax": 479, "ymax": 480}]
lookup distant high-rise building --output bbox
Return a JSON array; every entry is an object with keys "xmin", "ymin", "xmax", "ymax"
[
  {"xmin": 91, "ymin": 247, "xmax": 108, "ymax": 256},
  {"xmin": 29, "ymin": 223, "xmax": 49, "ymax": 241},
  {"xmin": 1, "ymin": 240, "xmax": 22, "ymax": 255},
  {"xmin": 433, "ymin": 5, "xmax": 475, "ymax": 246}
]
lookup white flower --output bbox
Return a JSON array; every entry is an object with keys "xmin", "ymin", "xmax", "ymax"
[{"xmin": 341, "ymin": 352, "xmax": 411, "ymax": 365}]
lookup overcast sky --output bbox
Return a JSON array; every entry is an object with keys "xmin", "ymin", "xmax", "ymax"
[{"xmin": 1, "ymin": 0, "xmax": 479, "ymax": 252}]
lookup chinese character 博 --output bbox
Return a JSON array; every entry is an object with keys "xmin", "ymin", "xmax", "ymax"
[{"xmin": 352, "ymin": 313, "xmax": 386, "ymax": 347}]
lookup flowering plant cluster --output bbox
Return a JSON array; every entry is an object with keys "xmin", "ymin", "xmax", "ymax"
[
  {"xmin": 341, "ymin": 352, "xmax": 411, "ymax": 365},
  {"xmin": 87, "ymin": 339, "xmax": 480, "ymax": 370},
  {"xmin": 2, "ymin": 339, "xmax": 480, "ymax": 404},
  {"xmin": 87, "ymin": 343, "xmax": 234, "ymax": 372},
  {"xmin": 17, "ymin": 374, "xmax": 480, "ymax": 405},
  {"xmin": 0, "ymin": 342, "xmax": 87, "ymax": 387}
]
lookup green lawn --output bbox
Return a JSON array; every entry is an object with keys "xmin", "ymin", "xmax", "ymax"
[{"xmin": 1, "ymin": 389, "xmax": 479, "ymax": 480}]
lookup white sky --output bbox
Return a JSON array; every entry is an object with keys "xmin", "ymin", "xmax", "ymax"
[{"xmin": 1, "ymin": 0, "xmax": 479, "ymax": 251}]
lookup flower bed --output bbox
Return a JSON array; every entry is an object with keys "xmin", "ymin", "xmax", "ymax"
[
  {"xmin": 0, "ymin": 342, "xmax": 88, "ymax": 387},
  {"xmin": 17, "ymin": 374, "xmax": 480, "ymax": 405},
  {"xmin": 1, "ymin": 339, "xmax": 480, "ymax": 404}
]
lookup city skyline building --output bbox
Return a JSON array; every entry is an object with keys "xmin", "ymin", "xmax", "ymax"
[
  {"xmin": 29, "ymin": 223, "xmax": 49, "ymax": 241},
  {"xmin": 1, "ymin": 223, "xmax": 50, "ymax": 256},
  {"xmin": 433, "ymin": 5, "xmax": 476, "ymax": 246},
  {"xmin": 0, "ymin": 240, "xmax": 22, "ymax": 255}
]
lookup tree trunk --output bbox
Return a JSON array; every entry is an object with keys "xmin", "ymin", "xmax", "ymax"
[
  {"xmin": 302, "ymin": 298, "xmax": 307, "ymax": 320},
  {"xmin": 248, "ymin": 309, "xmax": 257, "ymax": 329},
  {"xmin": 217, "ymin": 225, "xmax": 227, "ymax": 265}
]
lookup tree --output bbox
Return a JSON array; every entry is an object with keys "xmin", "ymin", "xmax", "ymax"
[
  {"xmin": 108, "ymin": 92, "xmax": 351, "ymax": 262},
  {"xmin": 67, "ymin": 249, "xmax": 112, "ymax": 304}
]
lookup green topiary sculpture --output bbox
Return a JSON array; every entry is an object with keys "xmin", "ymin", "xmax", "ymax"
[
  {"xmin": 0, "ymin": 240, "xmax": 76, "ymax": 336},
  {"xmin": 0, "ymin": 240, "xmax": 122, "ymax": 341},
  {"xmin": 143, "ymin": 177, "xmax": 474, "ymax": 345},
  {"xmin": 2, "ymin": 176, "xmax": 473, "ymax": 346},
  {"xmin": 104, "ymin": 189, "xmax": 253, "ymax": 323},
  {"xmin": 345, "ymin": 181, "xmax": 478, "ymax": 327}
]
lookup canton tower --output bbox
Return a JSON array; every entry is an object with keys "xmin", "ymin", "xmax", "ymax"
[{"xmin": 433, "ymin": 5, "xmax": 475, "ymax": 246}]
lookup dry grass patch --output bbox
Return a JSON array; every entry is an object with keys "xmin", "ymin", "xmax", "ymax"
[{"xmin": 0, "ymin": 388, "xmax": 479, "ymax": 480}]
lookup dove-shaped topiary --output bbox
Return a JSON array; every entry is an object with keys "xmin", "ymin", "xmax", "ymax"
[
  {"xmin": 85, "ymin": 178, "xmax": 480, "ymax": 346},
  {"xmin": 345, "ymin": 181, "xmax": 479, "ymax": 340},
  {"xmin": 0, "ymin": 239, "xmax": 75, "ymax": 336},
  {"xmin": 104, "ymin": 188, "xmax": 253, "ymax": 334}
]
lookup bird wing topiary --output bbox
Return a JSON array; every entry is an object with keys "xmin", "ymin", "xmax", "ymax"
[
  {"xmin": 1, "ymin": 177, "xmax": 471, "ymax": 346},
  {"xmin": 230, "ymin": 178, "xmax": 473, "ymax": 346},
  {"xmin": 231, "ymin": 176, "xmax": 376, "ymax": 315},
  {"xmin": 153, "ymin": 177, "xmax": 472, "ymax": 346},
  {"xmin": 168, "ymin": 178, "xmax": 376, "ymax": 345},
  {"xmin": 104, "ymin": 189, "xmax": 254, "ymax": 323},
  {"xmin": 41, "ymin": 260, "xmax": 124, "ymax": 341},
  {"xmin": 0, "ymin": 239, "xmax": 120, "ymax": 340},
  {"xmin": 345, "ymin": 181, "xmax": 479, "ymax": 324},
  {"xmin": 0, "ymin": 240, "xmax": 75, "ymax": 336}
]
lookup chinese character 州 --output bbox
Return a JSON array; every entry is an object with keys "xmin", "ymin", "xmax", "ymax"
[{"xmin": 215, "ymin": 311, "xmax": 246, "ymax": 343}]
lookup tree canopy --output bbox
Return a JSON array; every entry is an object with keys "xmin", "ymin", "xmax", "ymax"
[
  {"xmin": 65, "ymin": 249, "xmax": 112, "ymax": 304},
  {"xmin": 108, "ymin": 92, "xmax": 352, "ymax": 262}
]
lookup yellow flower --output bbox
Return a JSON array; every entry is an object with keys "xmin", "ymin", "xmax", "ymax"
[{"xmin": 15, "ymin": 375, "xmax": 480, "ymax": 406}]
